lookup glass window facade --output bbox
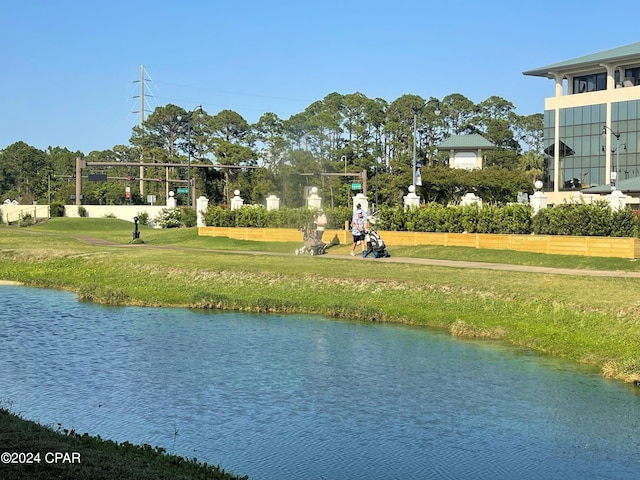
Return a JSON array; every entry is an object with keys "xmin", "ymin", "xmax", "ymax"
[
  {"xmin": 612, "ymin": 100, "xmax": 640, "ymax": 181},
  {"xmin": 544, "ymin": 100, "xmax": 640, "ymax": 190},
  {"xmin": 573, "ymin": 73, "xmax": 607, "ymax": 93},
  {"xmin": 623, "ymin": 67, "xmax": 640, "ymax": 86}
]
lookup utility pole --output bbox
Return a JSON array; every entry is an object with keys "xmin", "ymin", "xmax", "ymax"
[
  {"xmin": 139, "ymin": 65, "xmax": 145, "ymax": 195},
  {"xmin": 412, "ymin": 110, "xmax": 418, "ymax": 192}
]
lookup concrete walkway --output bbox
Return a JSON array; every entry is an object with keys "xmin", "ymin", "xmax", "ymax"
[{"xmin": 357, "ymin": 255, "xmax": 640, "ymax": 278}]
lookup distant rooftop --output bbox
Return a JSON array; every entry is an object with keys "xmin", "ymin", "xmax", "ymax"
[
  {"xmin": 582, "ymin": 175, "xmax": 640, "ymax": 194},
  {"xmin": 438, "ymin": 134, "xmax": 495, "ymax": 149},
  {"xmin": 523, "ymin": 42, "xmax": 640, "ymax": 78}
]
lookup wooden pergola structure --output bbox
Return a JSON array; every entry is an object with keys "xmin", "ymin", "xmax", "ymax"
[
  {"xmin": 74, "ymin": 157, "xmax": 261, "ymax": 207},
  {"xmin": 75, "ymin": 157, "xmax": 368, "ymax": 207}
]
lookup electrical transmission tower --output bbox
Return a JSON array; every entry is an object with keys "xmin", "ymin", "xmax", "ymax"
[{"xmin": 132, "ymin": 65, "xmax": 156, "ymax": 195}]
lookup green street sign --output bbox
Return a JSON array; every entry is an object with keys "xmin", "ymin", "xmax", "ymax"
[
  {"xmin": 177, "ymin": 187, "xmax": 189, "ymax": 194},
  {"xmin": 351, "ymin": 183, "xmax": 362, "ymax": 190}
]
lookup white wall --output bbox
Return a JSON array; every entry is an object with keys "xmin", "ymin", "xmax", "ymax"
[
  {"xmin": 451, "ymin": 151, "xmax": 478, "ymax": 170},
  {"xmin": 63, "ymin": 205, "xmax": 168, "ymax": 223},
  {"xmin": 0, "ymin": 204, "xmax": 174, "ymax": 224}
]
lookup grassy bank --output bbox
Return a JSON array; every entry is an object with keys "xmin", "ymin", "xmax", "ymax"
[
  {"xmin": 3, "ymin": 218, "xmax": 640, "ymax": 477},
  {"xmin": 2, "ymin": 218, "xmax": 640, "ymax": 382},
  {"xmin": 0, "ymin": 406, "xmax": 247, "ymax": 480}
]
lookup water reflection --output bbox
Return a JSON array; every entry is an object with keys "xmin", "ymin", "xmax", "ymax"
[{"xmin": 1, "ymin": 286, "xmax": 639, "ymax": 480}]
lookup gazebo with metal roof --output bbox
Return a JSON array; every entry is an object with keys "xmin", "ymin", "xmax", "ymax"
[{"xmin": 438, "ymin": 134, "xmax": 495, "ymax": 170}]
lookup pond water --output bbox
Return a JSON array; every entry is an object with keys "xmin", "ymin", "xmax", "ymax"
[{"xmin": 1, "ymin": 286, "xmax": 639, "ymax": 479}]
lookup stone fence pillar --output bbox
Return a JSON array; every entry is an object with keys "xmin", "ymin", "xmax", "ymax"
[
  {"xmin": 306, "ymin": 187, "xmax": 321, "ymax": 209},
  {"xmin": 167, "ymin": 191, "xmax": 177, "ymax": 209},
  {"xmin": 230, "ymin": 190, "xmax": 244, "ymax": 210},
  {"xmin": 607, "ymin": 190, "xmax": 627, "ymax": 211},
  {"xmin": 196, "ymin": 196, "xmax": 209, "ymax": 227},
  {"xmin": 266, "ymin": 195, "xmax": 280, "ymax": 210},
  {"xmin": 460, "ymin": 192, "xmax": 482, "ymax": 207},
  {"xmin": 403, "ymin": 186, "xmax": 419, "ymax": 209},
  {"xmin": 530, "ymin": 191, "xmax": 548, "ymax": 214}
]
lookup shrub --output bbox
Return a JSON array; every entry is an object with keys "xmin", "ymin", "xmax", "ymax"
[
  {"xmin": 441, "ymin": 206, "xmax": 464, "ymax": 233},
  {"xmin": 611, "ymin": 208, "xmax": 639, "ymax": 237},
  {"xmin": 235, "ymin": 205, "xmax": 267, "ymax": 227},
  {"xmin": 50, "ymin": 202, "xmax": 65, "ymax": 217},
  {"xmin": 204, "ymin": 206, "xmax": 236, "ymax": 227},
  {"xmin": 532, "ymin": 205, "xmax": 573, "ymax": 235},
  {"xmin": 375, "ymin": 205, "xmax": 405, "ymax": 231},
  {"xmin": 476, "ymin": 205, "xmax": 499, "ymax": 233},
  {"xmin": 531, "ymin": 203, "xmax": 640, "ymax": 237},
  {"xmin": 531, "ymin": 208, "xmax": 554, "ymax": 235},
  {"xmin": 154, "ymin": 208, "xmax": 182, "ymax": 228},
  {"xmin": 19, "ymin": 212, "xmax": 34, "ymax": 227},
  {"xmin": 459, "ymin": 204, "xmax": 481, "ymax": 233},
  {"xmin": 495, "ymin": 203, "xmax": 533, "ymax": 234},
  {"xmin": 77, "ymin": 206, "xmax": 88, "ymax": 218},
  {"xmin": 582, "ymin": 203, "xmax": 612, "ymax": 236},
  {"xmin": 180, "ymin": 208, "xmax": 197, "ymax": 227},
  {"xmin": 136, "ymin": 211, "xmax": 150, "ymax": 226}
]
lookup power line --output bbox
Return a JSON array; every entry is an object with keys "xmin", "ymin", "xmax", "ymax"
[{"xmin": 152, "ymin": 80, "xmax": 303, "ymax": 103}]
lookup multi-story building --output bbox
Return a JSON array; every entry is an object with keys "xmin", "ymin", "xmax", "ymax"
[{"xmin": 523, "ymin": 42, "xmax": 640, "ymax": 204}]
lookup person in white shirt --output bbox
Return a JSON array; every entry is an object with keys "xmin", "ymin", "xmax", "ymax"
[
  {"xmin": 350, "ymin": 209, "xmax": 366, "ymax": 256},
  {"xmin": 315, "ymin": 209, "xmax": 327, "ymax": 242}
]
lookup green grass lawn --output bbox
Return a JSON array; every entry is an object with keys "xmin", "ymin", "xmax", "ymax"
[{"xmin": 22, "ymin": 217, "xmax": 640, "ymax": 271}]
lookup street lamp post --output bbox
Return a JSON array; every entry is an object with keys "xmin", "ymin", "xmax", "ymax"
[
  {"xmin": 602, "ymin": 125, "xmax": 621, "ymax": 190},
  {"xmin": 186, "ymin": 105, "xmax": 203, "ymax": 207}
]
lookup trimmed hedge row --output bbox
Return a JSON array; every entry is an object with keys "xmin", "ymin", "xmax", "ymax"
[
  {"xmin": 531, "ymin": 203, "xmax": 639, "ymax": 237},
  {"xmin": 203, "ymin": 202, "xmax": 640, "ymax": 238},
  {"xmin": 204, "ymin": 205, "xmax": 353, "ymax": 230}
]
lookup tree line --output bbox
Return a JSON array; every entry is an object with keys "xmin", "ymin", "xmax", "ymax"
[{"xmin": 0, "ymin": 91, "xmax": 543, "ymax": 208}]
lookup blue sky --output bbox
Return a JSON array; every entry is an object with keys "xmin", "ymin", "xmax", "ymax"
[{"xmin": 2, "ymin": 0, "xmax": 639, "ymax": 154}]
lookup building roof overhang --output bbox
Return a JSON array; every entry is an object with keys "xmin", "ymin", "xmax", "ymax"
[{"xmin": 523, "ymin": 42, "xmax": 640, "ymax": 78}]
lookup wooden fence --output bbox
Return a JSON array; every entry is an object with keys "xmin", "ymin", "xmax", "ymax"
[
  {"xmin": 1, "ymin": 204, "xmax": 50, "ymax": 225},
  {"xmin": 198, "ymin": 226, "xmax": 640, "ymax": 259}
]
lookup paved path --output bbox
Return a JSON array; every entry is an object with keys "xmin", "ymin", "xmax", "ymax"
[{"xmin": 366, "ymin": 256, "xmax": 640, "ymax": 277}]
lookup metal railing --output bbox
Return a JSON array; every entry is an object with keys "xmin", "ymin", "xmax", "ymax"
[{"xmin": 2, "ymin": 205, "xmax": 50, "ymax": 226}]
